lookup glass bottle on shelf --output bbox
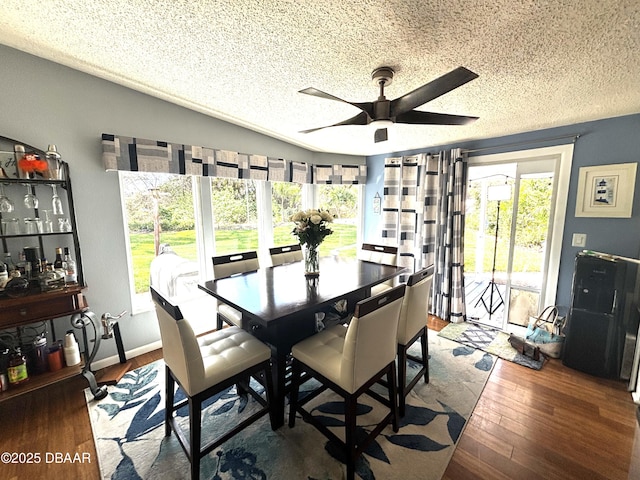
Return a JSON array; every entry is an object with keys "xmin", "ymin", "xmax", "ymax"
[
  {"xmin": 45, "ymin": 144, "xmax": 62, "ymax": 180},
  {"xmin": 7, "ymin": 347, "xmax": 29, "ymax": 385},
  {"xmin": 53, "ymin": 247, "xmax": 64, "ymax": 270},
  {"xmin": 14, "ymin": 145, "xmax": 29, "ymax": 180},
  {"xmin": 16, "ymin": 251, "xmax": 31, "ymax": 278},
  {"xmin": 3, "ymin": 253, "xmax": 16, "ymax": 275},
  {"xmin": 0, "ymin": 263, "xmax": 8, "ymax": 289},
  {"xmin": 63, "ymin": 247, "xmax": 77, "ymax": 285}
]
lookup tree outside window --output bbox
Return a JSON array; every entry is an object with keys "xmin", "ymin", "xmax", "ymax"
[
  {"xmin": 120, "ymin": 173, "xmax": 362, "ymax": 307},
  {"xmin": 210, "ymin": 178, "xmax": 259, "ymax": 255},
  {"xmin": 121, "ymin": 172, "xmax": 196, "ymax": 295}
]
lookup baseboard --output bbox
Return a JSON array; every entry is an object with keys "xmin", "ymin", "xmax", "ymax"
[{"xmin": 91, "ymin": 340, "xmax": 162, "ymax": 371}]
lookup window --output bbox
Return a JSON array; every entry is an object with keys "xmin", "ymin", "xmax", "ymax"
[
  {"xmin": 210, "ymin": 178, "xmax": 259, "ymax": 255},
  {"xmin": 271, "ymin": 181, "xmax": 303, "ymax": 247},
  {"xmin": 119, "ymin": 172, "xmax": 197, "ymax": 310},
  {"xmin": 317, "ymin": 184, "xmax": 361, "ymax": 258},
  {"xmin": 119, "ymin": 173, "xmax": 363, "ymax": 312}
]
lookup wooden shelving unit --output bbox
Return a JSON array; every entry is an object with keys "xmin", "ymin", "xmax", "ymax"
[
  {"xmin": 0, "ymin": 361, "xmax": 84, "ymax": 403},
  {"xmin": 0, "ymin": 135, "xmax": 105, "ymax": 401}
]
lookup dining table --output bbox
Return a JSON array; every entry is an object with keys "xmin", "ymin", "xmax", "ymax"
[{"xmin": 198, "ymin": 256, "xmax": 407, "ymax": 427}]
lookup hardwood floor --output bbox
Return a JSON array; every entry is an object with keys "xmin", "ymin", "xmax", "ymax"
[
  {"xmin": 1, "ymin": 322, "xmax": 637, "ymax": 479},
  {"xmin": 0, "ymin": 350, "xmax": 162, "ymax": 480},
  {"xmin": 444, "ymin": 356, "xmax": 637, "ymax": 479}
]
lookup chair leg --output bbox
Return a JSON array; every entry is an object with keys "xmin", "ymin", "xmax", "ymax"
[
  {"xmin": 165, "ymin": 365, "xmax": 175, "ymax": 437},
  {"xmin": 216, "ymin": 313, "xmax": 224, "ymax": 330},
  {"xmin": 388, "ymin": 363, "xmax": 399, "ymax": 432},
  {"xmin": 189, "ymin": 397, "xmax": 202, "ymax": 480},
  {"xmin": 288, "ymin": 360, "xmax": 301, "ymax": 428},
  {"xmin": 397, "ymin": 343, "xmax": 408, "ymax": 417},
  {"xmin": 345, "ymin": 393, "xmax": 358, "ymax": 480},
  {"xmin": 421, "ymin": 327, "xmax": 429, "ymax": 384}
]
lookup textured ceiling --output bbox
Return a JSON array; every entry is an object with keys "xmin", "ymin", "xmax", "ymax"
[{"xmin": 1, "ymin": 0, "xmax": 639, "ymax": 156}]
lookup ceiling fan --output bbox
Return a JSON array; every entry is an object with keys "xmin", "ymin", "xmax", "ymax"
[{"xmin": 299, "ymin": 66, "xmax": 479, "ymax": 143}]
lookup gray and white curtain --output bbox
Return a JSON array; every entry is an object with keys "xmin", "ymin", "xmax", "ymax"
[
  {"xmin": 432, "ymin": 148, "xmax": 467, "ymax": 323},
  {"xmin": 382, "ymin": 154, "xmax": 435, "ymax": 269},
  {"xmin": 101, "ymin": 134, "xmax": 367, "ymax": 185},
  {"xmin": 381, "ymin": 148, "xmax": 467, "ymax": 323}
]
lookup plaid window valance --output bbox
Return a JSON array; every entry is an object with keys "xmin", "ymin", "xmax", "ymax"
[{"xmin": 101, "ymin": 134, "xmax": 366, "ymax": 185}]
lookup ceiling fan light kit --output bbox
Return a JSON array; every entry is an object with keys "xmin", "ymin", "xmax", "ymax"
[{"xmin": 299, "ymin": 66, "xmax": 479, "ymax": 143}]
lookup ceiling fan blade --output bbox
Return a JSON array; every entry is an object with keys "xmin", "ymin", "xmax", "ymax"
[
  {"xmin": 299, "ymin": 111, "xmax": 370, "ymax": 134},
  {"xmin": 374, "ymin": 128, "xmax": 388, "ymax": 143},
  {"xmin": 390, "ymin": 66, "xmax": 478, "ymax": 116},
  {"xmin": 395, "ymin": 110, "xmax": 479, "ymax": 125},
  {"xmin": 299, "ymin": 87, "xmax": 374, "ymax": 117}
]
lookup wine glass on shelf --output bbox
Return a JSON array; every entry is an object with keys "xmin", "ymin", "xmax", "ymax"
[
  {"xmin": 23, "ymin": 184, "xmax": 38, "ymax": 209},
  {"xmin": 41, "ymin": 209, "xmax": 54, "ymax": 233},
  {"xmin": 51, "ymin": 184, "xmax": 64, "ymax": 215},
  {"xmin": 0, "ymin": 183, "xmax": 14, "ymax": 213}
]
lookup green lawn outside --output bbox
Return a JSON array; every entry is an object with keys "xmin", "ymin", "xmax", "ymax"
[
  {"xmin": 464, "ymin": 228, "xmax": 543, "ymax": 274},
  {"xmin": 132, "ymin": 225, "xmax": 541, "ymax": 293},
  {"xmin": 130, "ymin": 223, "xmax": 357, "ymax": 293}
]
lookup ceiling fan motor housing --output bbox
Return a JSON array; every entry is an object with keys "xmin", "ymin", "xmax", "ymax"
[
  {"xmin": 371, "ymin": 67, "xmax": 394, "ymax": 87},
  {"xmin": 371, "ymin": 67, "xmax": 394, "ymax": 122}
]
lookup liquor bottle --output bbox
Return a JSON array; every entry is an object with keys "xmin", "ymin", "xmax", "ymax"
[
  {"xmin": 0, "ymin": 263, "xmax": 8, "ymax": 289},
  {"xmin": 3, "ymin": 253, "xmax": 16, "ymax": 275},
  {"xmin": 53, "ymin": 247, "xmax": 64, "ymax": 269},
  {"xmin": 7, "ymin": 347, "xmax": 29, "ymax": 385},
  {"xmin": 16, "ymin": 251, "xmax": 31, "ymax": 278},
  {"xmin": 63, "ymin": 247, "xmax": 77, "ymax": 284}
]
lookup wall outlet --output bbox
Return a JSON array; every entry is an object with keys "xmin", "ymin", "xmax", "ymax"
[{"xmin": 572, "ymin": 233, "xmax": 587, "ymax": 247}]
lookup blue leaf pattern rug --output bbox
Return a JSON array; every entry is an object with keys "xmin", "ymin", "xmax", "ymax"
[{"xmin": 86, "ymin": 333, "xmax": 494, "ymax": 480}]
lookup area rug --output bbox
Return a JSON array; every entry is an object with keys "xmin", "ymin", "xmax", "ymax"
[
  {"xmin": 438, "ymin": 321, "xmax": 545, "ymax": 370},
  {"xmin": 86, "ymin": 333, "xmax": 494, "ymax": 480}
]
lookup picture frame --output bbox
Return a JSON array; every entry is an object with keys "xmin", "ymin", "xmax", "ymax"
[{"xmin": 575, "ymin": 162, "xmax": 637, "ymax": 218}]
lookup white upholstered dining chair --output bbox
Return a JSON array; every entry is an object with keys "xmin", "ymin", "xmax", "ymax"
[
  {"xmin": 357, "ymin": 243, "xmax": 399, "ymax": 295},
  {"xmin": 396, "ymin": 265, "xmax": 434, "ymax": 416},
  {"xmin": 212, "ymin": 251, "xmax": 260, "ymax": 329},
  {"xmin": 288, "ymin": 284, "xmax": 406, "ymax": 480},
  {"xmin": 268, "ymin": 243, "xmax": 303, "ymax": 266},
  {"xmin": 150, "ymin": 286, "xmax": 274, "ymax": 480}
]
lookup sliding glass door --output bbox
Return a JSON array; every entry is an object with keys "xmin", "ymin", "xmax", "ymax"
[{"xmin": 464, "ymin": 145, "xmax": 573, "ymax": 331}]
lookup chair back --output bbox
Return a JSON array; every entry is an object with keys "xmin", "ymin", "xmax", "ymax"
[
  {"xmin": 212, "ymin": 251, "xmax": 260, "ymax": 279},
  {"xmin": 268, "ymin": 244, "xmax": 303, "ymax": 266},
  {"xmin": 397, "ymin": 266, "xmax": 434, "ymax": 345},
  {"xmin": 357, "ymin": 243, "xmax": 398, "ymax": 266},
  {"xmin": 341, "ymin": 284, "xmax": 406, "ymax": 392},
  {"xmin": 150, "ymin": 286, "xmax": 204, "ymax": 396}
]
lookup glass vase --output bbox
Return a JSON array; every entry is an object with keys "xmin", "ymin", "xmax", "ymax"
[{"xmin": 304, "ymin": 244, "xmax": 320, "ymax": 276}]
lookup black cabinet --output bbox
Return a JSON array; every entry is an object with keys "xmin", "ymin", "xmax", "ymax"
[{"xmin": 563, "ymin": 252, "xmax": 635, "ymax": 379}]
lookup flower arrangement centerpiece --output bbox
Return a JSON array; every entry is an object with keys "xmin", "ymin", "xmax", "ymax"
[{"xmin": 290, "ymin": 209, "xmax": 334, "ymax": 276}]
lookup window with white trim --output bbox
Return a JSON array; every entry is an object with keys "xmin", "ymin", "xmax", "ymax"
[{"xmin": 119, "ymin": 173, "xmax": 363, "ymax": 313}]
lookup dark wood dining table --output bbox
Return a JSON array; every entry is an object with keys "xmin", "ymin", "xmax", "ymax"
[{"xmin": 198, "ymin": 256, "xmax": 407, "ymax": 427}]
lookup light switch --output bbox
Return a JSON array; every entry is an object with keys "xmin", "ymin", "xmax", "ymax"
[{"xmin": 572, "ymin": 233, "xmax": 587, "ymax": 247}]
